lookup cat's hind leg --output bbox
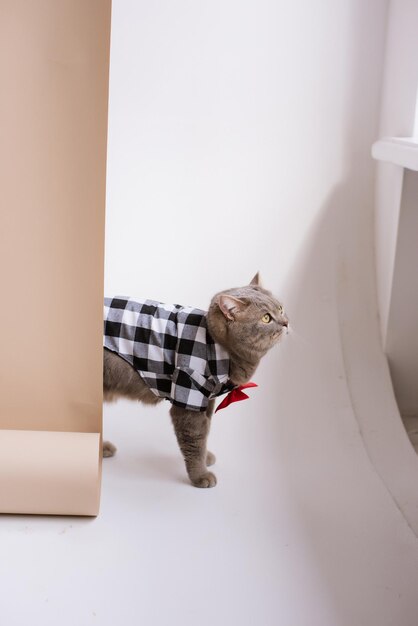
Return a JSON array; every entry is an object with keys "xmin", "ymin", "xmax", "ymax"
[
  {"xmin": 103, "ymin": 441, "xmax": 117, "ymax": 458},
  {"xmin": 206, "ymin": 451, "xmax": 216, "ymax": 466}
]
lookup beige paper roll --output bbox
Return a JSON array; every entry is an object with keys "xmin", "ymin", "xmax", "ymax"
[
  {"xmin": 0, "ymin": 1, "xmax": 111, "ymax": 515},
  {"xmin": 0, "ymin": 431, "xmax": 101, "ymax": 516}
]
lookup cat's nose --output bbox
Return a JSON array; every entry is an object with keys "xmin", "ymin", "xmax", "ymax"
[{"xmin": 281, "ymin": 319, "xmax": 288, "ymax": 327}]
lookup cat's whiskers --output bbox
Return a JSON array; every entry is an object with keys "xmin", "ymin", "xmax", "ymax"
[{"xmin": 286, "ymin": 325, "xmax": 309, "ymax": 346}]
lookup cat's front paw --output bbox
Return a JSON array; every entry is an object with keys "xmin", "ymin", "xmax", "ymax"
[{"xmin": 191, "ymin": 471, "xmax": 217, "ymax": 488}]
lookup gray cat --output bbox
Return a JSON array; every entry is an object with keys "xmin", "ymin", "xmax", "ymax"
[{"xmin": 103, "ymin": 274, "xmax": 288, "ymax": 488}]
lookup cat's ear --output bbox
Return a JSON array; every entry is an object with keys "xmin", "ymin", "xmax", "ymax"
[
  {"xmin": 217, "ymin": 295, "xmax": 247, "ymax": 321},
  {"xmin": 250, "ymin": 272, "xmax": 262, "ymax": 287}
]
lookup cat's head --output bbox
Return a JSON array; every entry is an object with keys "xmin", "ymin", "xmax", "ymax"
[{"xmin": 207, "ymin": 273, "xmax": 288, "ymax": 360}]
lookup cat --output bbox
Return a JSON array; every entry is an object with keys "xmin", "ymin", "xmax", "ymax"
[{"xmin": 103, "ymin": 273, "xmax": 288, "ymax": 488}]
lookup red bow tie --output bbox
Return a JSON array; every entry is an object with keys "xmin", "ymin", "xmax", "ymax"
[{"xmin": 215, "ymin": 382, "xmax": 258, "ymax": 413}]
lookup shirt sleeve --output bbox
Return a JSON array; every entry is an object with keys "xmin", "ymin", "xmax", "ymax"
[{"xmin": 170, "ymin": 368, "xmax": 216, "ymax": 412}]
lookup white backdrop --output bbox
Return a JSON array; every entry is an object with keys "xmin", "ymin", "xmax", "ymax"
[
  {"xmin": 5, "ymin": 4, "xmax": 418, "ymax": 626},
  {"xmin": 99, "ymin": 3, "xmax": 418, "ymax": 624},
  {"xmin": 105, "ymin": 0, "xmax": 385, "ymax": 310}
]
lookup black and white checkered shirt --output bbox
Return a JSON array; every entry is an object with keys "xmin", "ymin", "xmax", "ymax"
[{"xmin": 104, "ymin": 297, "xmax": 232, "ymax": 412}]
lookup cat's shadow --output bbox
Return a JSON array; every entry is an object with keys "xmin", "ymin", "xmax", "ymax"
[{"xmin": 105, "ymin": 450, "xmax": 188, "ymax": 485}]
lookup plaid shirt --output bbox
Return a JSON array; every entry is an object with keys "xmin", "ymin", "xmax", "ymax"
[{"xmin": 104, "ymin": 297, "xmax": 232, "ymax": 412}]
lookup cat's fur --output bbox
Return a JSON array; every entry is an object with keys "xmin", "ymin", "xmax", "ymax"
[{"xmin": 103, "ymin": 274, "xmax": 288, "ymax": 487}]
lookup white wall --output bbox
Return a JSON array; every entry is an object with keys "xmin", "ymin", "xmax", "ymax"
[
  {"xmin": 101, "ymin": 4, "xmax": 418, "ymax": 622},
  {"xmin": 105, "ymin": 0, "xmax": 386, "ymax": 310},
  {"xmin": 378, "ymin": 0, "xmax": 418, "ymax": 139}
]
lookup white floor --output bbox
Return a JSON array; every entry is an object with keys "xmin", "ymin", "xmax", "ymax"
[
  {"xmin": 2, "ymin": 327, "xmax": 418, "ymax": 626},
  {"xmin": 2, "ymin": 190, "xmax": 418, "ymax": 624}
]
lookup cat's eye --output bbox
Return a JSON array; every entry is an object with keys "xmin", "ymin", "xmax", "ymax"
[{"xmin": 261, "ymin": 313, "xmax": 272, "ymax": 323}]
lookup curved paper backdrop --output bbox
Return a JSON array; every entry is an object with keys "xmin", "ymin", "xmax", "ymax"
[{"xmin": 0, "ymin": 0, "xmax": 111, "ymax": 515}]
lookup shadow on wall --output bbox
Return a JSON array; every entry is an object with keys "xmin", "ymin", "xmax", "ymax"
[
  {"xmin": 259, "ymin": 181, "xmax": 418, "ymax": 622},
  {"xmin": 256, "ymin": 1, "xmax": 418, "ymax": 622},
  {"xmin": 262, "ymin": 185, "xmax": 378, "ymax": 623}
]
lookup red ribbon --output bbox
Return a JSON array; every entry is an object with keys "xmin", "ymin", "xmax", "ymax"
[{"xmin": 215, "ymin": 382, "xmax": 258, "ymax": 413}]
